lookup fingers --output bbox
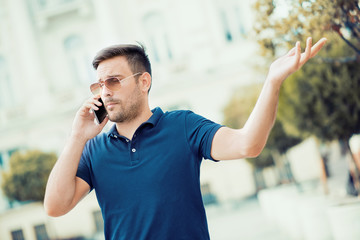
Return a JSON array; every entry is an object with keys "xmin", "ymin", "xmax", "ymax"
[
  {"xmin": 294, "ymin": 41, "xmax": 301, "ymax": 67},
  {"xmin": 297, "ymin": 37, "xmax": 326, "ymax": 67},
  {"xmin": 300, "ymin": 37, "xmax": 312, "ymax": 66},
  {"xmin": 84, "ymin": 95, "xmax": 103, "ymax": 111},
  {"xmin": 305, "ymin": 37, "xmax": 312, "ymax": 57},
  {"xmin": 77, "ymin": 95, "xmax": 104, "ymax": 119},
  {"xmin": 287, "ymin": 46, "xmax": 297, "ymax": 56},
  {"xmin": 310, "ymin": 37, "xmax": 327, "ymax": 58}
]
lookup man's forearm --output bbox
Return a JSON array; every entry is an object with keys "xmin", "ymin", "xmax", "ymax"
[
  {"xmin": 242, "ymin": 78, "xmax": 281, "ymax": 153},
  {"xmin": 44, "ymin": 135, "xmax": 87, "ymax": 213}
]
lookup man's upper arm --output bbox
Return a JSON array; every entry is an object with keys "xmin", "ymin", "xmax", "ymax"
[
  {"xmin": 76, "ymin": 140, "xmax": 94, "ymax": 189},
  {"xmin": 184, "ymin": 111, "xmax": 222, "ymax": 161},
  {"xmin": 211, "ymin": 127, "xmax": 261, "ymax": 161},
  {"xmin": 68, "ymin": 177, "xmax": 91, "ymax": 210}
]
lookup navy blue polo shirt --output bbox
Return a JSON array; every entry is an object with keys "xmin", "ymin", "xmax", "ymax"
[{"xmin": 76, "ymin": 107, "xmax": 222, "ymax": 240}]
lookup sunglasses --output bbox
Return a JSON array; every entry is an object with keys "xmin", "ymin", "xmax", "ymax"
[{"xmin": 90, "ymin": 72, "xmax": 142, "ymax": 95}]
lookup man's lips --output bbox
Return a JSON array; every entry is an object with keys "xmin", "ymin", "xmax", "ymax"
[{"xmin": 105, "ymin": 102, "xmax": 119, "ymax": 109}]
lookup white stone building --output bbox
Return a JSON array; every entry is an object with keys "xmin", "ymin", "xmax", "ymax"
[{"xmin": 0, "ymin": 0, "xmax": 270, "ymax": 239}]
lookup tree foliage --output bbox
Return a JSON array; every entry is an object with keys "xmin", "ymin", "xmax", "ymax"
[
  {"xmin": 223, "ymin": 84, "xmax": 262, "ymax": 129},
  {"xmin": 253, "ymin": 0, "xmax": 360, "ymax": 59},
  {"xmin": 278, "ymin": 37, "xmax": 360, "ymax": 142},
  {"xmin": 266, "ymin": 119, "xmax": 302, "ymax": 154},
  {"xmin": 223, "ymin": 84, "xmax": 302, "ymax": 169},
  {"xmin": 252, "ymin": 0, "xmax": 360, "ymax": 142},
  {"xmin": 1, "ymin": 150, "xmax": 57, "ymax": 202},
  {"xmin": 253, "ymin": 0, "xmax": 360, "ymax": 192}
]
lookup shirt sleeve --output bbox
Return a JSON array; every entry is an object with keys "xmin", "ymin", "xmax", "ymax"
[
  {"xmin": 76, "ymin": 140, "xmax": 94, "ymax": 191},
  {"xmin": 185, "ymin": 111, "xmax": 223, "ymax": 161}
]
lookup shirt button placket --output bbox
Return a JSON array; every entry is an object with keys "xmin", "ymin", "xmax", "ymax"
[
  {"xmin": 130, "ymin": 133, "xmax": 139, "ymax": 163},
  {"xmin": 130, "ymin": 145, "xmax": 138, "ymax": 164}
]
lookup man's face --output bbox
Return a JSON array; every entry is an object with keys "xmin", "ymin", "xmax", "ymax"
[{"xmin": 96, "ymin": 56, "xmax": 144, "ymax": 123}]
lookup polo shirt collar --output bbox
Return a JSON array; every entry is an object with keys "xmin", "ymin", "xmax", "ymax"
[{"xmin": 107, "ymin": 107, "xmax": 164, "ymax": 138}]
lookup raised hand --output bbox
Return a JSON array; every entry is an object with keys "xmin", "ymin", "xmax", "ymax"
[
  {"xmin": 71, "ymin": 94, "xmax": 108, "ymax": 142},
  {"xmin": 267, "ymin": 37, "xmax": 327, "ymax": 86}
]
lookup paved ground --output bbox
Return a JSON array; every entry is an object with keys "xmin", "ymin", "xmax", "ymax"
[
  {"xmin": 90, "ymin": 196, "xmax": 288, "ymax": 240},
  {"xmin": 206, "ymin": 196, "xmax": 288, "ymax": 240}
]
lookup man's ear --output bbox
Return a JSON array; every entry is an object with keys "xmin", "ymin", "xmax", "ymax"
[{"xmin": 140, "ymin": 72, "xmax": 152, "ymax": 93}]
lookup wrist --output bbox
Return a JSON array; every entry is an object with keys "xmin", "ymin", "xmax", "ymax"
[
  {"xmin": 69, "ymin": 132, "xmax": 89, "ymax": 145},
  {"xmin": 264, "ymin": 76, "xmax": 282, "ymax": 92},
  {"xmin": 266, "ymin": 69, "xmax": 289, "ymax": 89}
]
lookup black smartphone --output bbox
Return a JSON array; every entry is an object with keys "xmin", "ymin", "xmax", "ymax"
[{"xmin": 93, "ymin": 98, "xmax": 107, "ymax": 124}]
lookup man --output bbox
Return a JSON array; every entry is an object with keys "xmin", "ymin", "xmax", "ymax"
[{"xmin": 44, "ymin": 37, "xmax": 327, "ymax": 239}]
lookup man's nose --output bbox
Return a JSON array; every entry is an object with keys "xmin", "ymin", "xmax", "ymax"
[{"xmin": 101, "ymin": 84, "xmax": 113, "ymax": 97}]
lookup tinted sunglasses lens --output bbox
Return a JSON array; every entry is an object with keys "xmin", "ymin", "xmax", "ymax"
[
  {"xmin": 90, "ymin": 83, "xmax": 101, "ymax": 95},
  {"xmin": 104, "ymin": 78, "xmax": 121, "ymax": 91}
]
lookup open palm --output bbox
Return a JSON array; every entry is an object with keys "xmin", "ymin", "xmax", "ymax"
[{"xmin": 268, "ymin": 37, "xmax": 327, "ymax": 85}]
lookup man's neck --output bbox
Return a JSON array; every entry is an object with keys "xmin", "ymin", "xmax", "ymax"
[{"xmin": 115, "ymin": 107, "xmax": 153, "ymax": 140}]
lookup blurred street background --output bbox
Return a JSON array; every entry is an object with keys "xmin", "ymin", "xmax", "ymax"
[{"xmin": 0, "ymin": 0, "xmax": 359, "ymax": 239}]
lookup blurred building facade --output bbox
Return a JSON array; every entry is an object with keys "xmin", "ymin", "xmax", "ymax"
[{"xmin": 0, "ymin": 0, "xmax": 269, "ymax": 239}]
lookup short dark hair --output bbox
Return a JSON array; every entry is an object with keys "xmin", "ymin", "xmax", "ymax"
[{"xmin": 92, "ymin": 43, "xmax": 152, "ymax": 77}]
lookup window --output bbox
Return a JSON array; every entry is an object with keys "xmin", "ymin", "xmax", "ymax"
[
  {"xmin": 143, "ymin": 12, "xmax": 173, "ymax": 63},
  {"xmin": 218, "ymin": 4, "xmax": 246, "ymax": 43},
  {"xmin": 34, "ymin": 224, "xmax": 50, "ymax": 240},
  {"xmin": 0, "ymin": 151, "xmax": 8, "ymax": 169},
  {"xmin": 0, "ymin": 56, "xmax": 15, "ymax": 108},
  {"xmin": 0, "ymin": 153, "xmax": 3, "ymax": 168},
  {"xmin": 35, "ymin": 0, "xmax": 76, "ymax": 9},
  {"xmin": 11, "ymin": 229, "xmax": 24, "ymax": 240},
  {"xmin": 93, "ymin": 210, "xmax": 104, "ymax": 232},
  {"xmin": 8, "ymin": 148, "xmax": 19, "ymax": 157},
  {"xmin": 64, "ymin": 35, "xmax": 93, "ymax": 85},
  {"xmin": 37, "ymin": 0, "xmax": 47, "ymax": 9},
  {"xmin": 201, "ymin": 183, "xmax": 217, "ymax": 205},
  {"xmin": 0, "ymin": 148, "xmax": 20, "ymax": 170},
  {"xmin": 234, "ymin": 6, "xmax": 246, "ymax": 36},
  {"xmin": 220, "ymin": 10, "xmax": 233, "ymax": 42}
]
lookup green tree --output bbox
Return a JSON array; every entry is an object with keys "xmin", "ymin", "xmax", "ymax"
[
  {"xmin": 223, "ymin": 84, "xmax": 302, "ymax": 176},
  {"xmin": 223, "ymin": 84, "xmax": 273, "ymax": 169},
  {"xmin": 1, "ymin": 150, "xmax": 57, "ymax": 202},
  {"xmin": 253, "ymin": 0, "xmax": 360, "ymax": 59},
  {"xmin": 223, "ymin": 84, "xmax": 262, "ymax": 129},
  {"xmin": 253, "ymin": 0, "xmax": 360, "ymax": 193},
  {"xmin": 278, "ymin": 38, "xmax": 360, "ymax": 141}
]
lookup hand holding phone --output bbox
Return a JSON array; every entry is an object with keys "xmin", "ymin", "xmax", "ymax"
[{"xmin": 93, "ymin": 98, "xmax": 108, "ymax": 124}]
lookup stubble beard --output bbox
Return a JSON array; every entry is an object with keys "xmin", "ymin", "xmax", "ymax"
[{"xmin": 107, "ymin": 87, "xmax": 143, "ymax": 123}]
